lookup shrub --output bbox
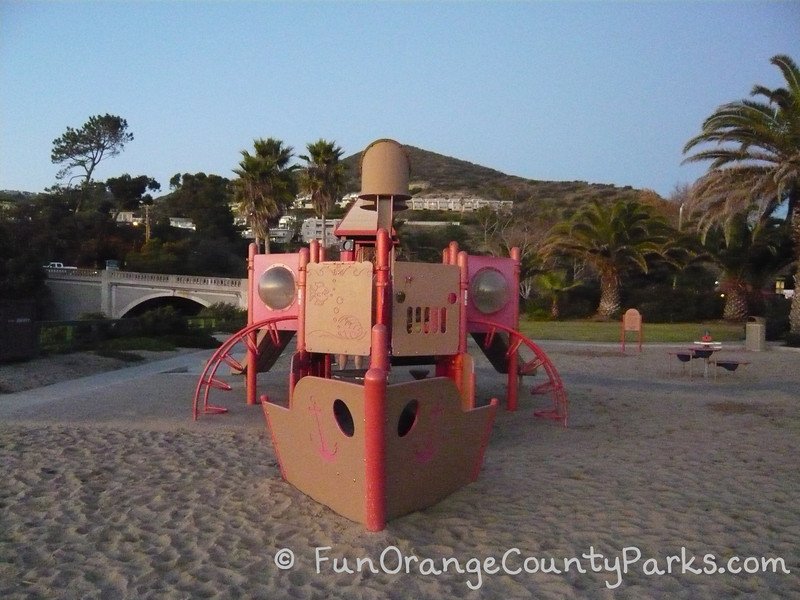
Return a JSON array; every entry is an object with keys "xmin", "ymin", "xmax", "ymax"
[
  {"xmin": 195, "ymin": 302, "xmax": 246, "ymax": 333},
  {"xmin": 198, "ymin": 302, "xmax": 246, "ymax": 323},
  {"xmin": 136, "ymin": 306, "xmax": 188, "ymax": 337},
  {"xmin": 762, "ymin": 295, "xmax": 790, "ymax": 341},
  {"xmin": 78, "ymin": 312, "xmax": 108, "ymax": 320},
  {"xmin": 39, "ymin": 324, "xmax": 73, "ymax": 353},
  {"xmin": 628, "ymin": 286, "xmax": 722, "ymax": 323},
  {"xmin": 524, "ymin": 304, "xmax": 551, "ymax": 321},
  {"xmin": 559, "ymin": 284, "xmax": 599, "ymax": 319}
]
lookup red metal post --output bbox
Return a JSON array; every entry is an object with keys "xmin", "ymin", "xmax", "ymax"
[
  {"xmin": 451, "ymin": 251, "xmax": 469, "ymax": 398},
  {"xmin": 375, "ymin": 229, "xmax": 392, "ymax": 329},
  {"xmin": 621, "ymin": 320, "xmax": 626, "ymax": 353},
  {"xmin": 290, "ymin": 248, "xmax": 310, "ymax": 403},
  {"xmin": 507, "ymin": 247, "xmax": 521, "ymax": 411},
  {"xmin": 364, "ymin": 324, "xmax": 389, "ymax": 531},
  {"xmin": 457, "ymin": 251, "xmax": 469, "ymax": 355},
  {"xmin": 447, "ymin": 241, "xmax": 459, "ymax": 265},
  {"xmin": 246, "ymin": 243, "xmax": 258, "ymax": 405},
  {"xmin": 297, "ymin": 248, "xmax": 309, "ymax": 353}
]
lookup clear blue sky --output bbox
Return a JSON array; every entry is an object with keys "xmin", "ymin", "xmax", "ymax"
[{"xmin": 1, "ymin": 1, "xmax": 798, "ymax": 198}]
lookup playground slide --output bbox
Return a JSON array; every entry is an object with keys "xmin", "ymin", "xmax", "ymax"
[
  {"xmin": 234, "ymin": 329, "xmax": 295, "ymax": 374},
  {"xmin": 471, "ymin": 331, "xmax": 538, "ymax": 377},
  {"xmin": 471, "ymin": 331, "xmax": 512, "ymax": 373}
]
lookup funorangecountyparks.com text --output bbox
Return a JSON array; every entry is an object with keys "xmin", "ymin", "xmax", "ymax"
[{"xmin": 271, "ymin": 545, "xmax": 791, "ymax": 590}]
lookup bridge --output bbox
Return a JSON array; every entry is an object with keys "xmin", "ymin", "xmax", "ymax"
[{"xmin": 44, "ymin": 268, "xmax": 247, "ymax": 320}]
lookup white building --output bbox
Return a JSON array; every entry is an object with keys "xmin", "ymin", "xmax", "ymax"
[
  {"xmin": 169, "ymin": 217, "xmax": 196, "ymax": 230},
  {"xmin": 301, "ymin": 218, "xmax": 342, "ymax": 244},
  {"xmin": 406, "ymin": 195, "xmax": 512, "ymax": 212},
  {"xmin": 268, "ymin": 228, "xmax": 295, "ymax": 244},
  {"xmin": 292, "ymin": 193, "xmax": 358, "ymax": 210},
  {"xmin": 115, "ymin": 211, "xmax": 143, "ymax": 226}
]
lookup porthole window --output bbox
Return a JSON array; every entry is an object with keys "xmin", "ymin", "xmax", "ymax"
[
  {"xmin": 333, "ymin": 399, "xmax": 354, "ymax": 437},
  {"xmin": 470, "ymin": 267, "xmax": 509, "ymax": 314},
  {"xmin": 397, "ymin": 400, "xmax": 419, "ymax": 437},
  {"xmin": 258, "ymin": 265, "xmax": 296, "ymax": 310}
]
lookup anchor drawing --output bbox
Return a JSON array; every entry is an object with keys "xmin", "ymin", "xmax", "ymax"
[{"xmin": 308, "ymin": 400, "xmax": 338, "ymax": 462}]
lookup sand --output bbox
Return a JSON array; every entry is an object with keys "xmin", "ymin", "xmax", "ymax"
[{"xmin": 1, "ymin": 341, "xmax": 798, "ymax": 598}]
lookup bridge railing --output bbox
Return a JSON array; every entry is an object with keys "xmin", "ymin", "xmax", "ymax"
[
  {"xmin": 45, "ymin": 268, "xmax": 246, "ymax": 290},
  {"xmin": 44, "ymin": 268, "xmax": 103, "ymax": 278},
  {"xmin": 107, "ymin": 271, "xmax": 245, "ymax": 289}
]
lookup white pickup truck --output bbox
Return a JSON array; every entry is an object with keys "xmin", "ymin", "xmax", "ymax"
[{"xmin": 43, "ymin": 262, "xmax": 77, "ymax": 269}]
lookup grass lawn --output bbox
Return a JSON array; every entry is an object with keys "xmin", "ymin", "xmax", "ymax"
[{"xmin": 518, "ymin": 320, "xmax": 747, "ymax": 343}]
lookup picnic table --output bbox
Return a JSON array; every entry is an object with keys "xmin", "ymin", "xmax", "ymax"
[
  {"xmin": 668, "ymin": 342, "xmax": 750, "ymax": 379},
  {"xmin": 690, "ymin": 341, "xmax": 723, "ymax": 378}
]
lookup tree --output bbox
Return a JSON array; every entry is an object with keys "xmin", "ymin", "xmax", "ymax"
[
  {"xmin": 232, "ymin": 138, "xmax": 297, "ymax": 253},
  {"xmin": 699, "ymin": 215, "xmax": 792, "ymax": 320},
  {"xmin": 51, "ymin": 114, "xmax": 134, "ymax": 211},
  {"xmin": 0, "ymin": 200, "xmax": 49, "ymax": 301},
  {"xmin": 682, "ymin": 54, "xmax": 800, "ymax": 332},
  {"xmin": 299, "ymin": 139, "xmax": 347, "ymax": 248},
  {"xmin": 533, "ymin": 271, "xmax": 579, "ymax": 319},
  {"xmin": 168, "ymin": 173, "xmax": 236, "ymax": 240},
  {"xmin": 474, "ymin": 206, "xmax": 504, "ymax": 251},
  {"xmin": 542, "ymin": 200, "xmax": 678, "ymax": 319},
  {"xmin": 106, "ymin": 174, "xmax": 161, "ymax": 240}
]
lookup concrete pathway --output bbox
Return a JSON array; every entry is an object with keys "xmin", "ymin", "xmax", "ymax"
[{"xmin": 0, "ymin": 349, "xmax": 218, "ymax": 423}]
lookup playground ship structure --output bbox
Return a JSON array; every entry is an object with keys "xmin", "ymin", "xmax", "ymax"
[{"xmin": 193, "ymin": 139, "xmax": 567, "ymax": 531}]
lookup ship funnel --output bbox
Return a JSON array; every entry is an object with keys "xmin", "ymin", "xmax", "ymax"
[{"xmin": 358, "ymin": 139, "xmax": 411, "ymax": 206}]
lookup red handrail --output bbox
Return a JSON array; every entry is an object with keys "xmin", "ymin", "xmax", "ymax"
[
  {"xmin": 192, "ymin": 315, "xmax": 298, "ymax": 420},
  {"xmin": 468, "ymin": 319, "xmax": 568, "ymax": 427}
]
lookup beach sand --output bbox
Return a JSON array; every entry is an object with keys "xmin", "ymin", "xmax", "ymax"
[{"xmin": 1, "ymin": 342, "xmax": 798, "ymax": 598}]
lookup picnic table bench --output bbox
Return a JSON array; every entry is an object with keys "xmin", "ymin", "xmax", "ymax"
[
  {"xmin": 668, "ymin": 343, "xmax": 749, "ymax": 379},
  {"xmin": 712, "ymin": 358, "xmax": 751, "ymax": 379}
]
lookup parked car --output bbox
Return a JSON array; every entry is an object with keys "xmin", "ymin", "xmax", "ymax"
[{"xmin": 43, "ymin": 262, "xmax": 77, "ymax": 269}]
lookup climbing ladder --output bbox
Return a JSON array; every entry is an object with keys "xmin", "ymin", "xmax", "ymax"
[
  {"xmin": 192, "ymin": 316, "xmax": 297, "ymax": 420},
  {"xmin": 469, "ymin": 319, "xmax": 568, "ymax": 427}
]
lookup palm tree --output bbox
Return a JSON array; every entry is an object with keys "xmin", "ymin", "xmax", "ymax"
[
  {"xmin": 232, "ymin": 138, "xmax": 297, "ymax": 253},
  {"xmin": 533, "ymin": 270, "xmax": 579, "ymax": 319},
  {"xmin": 699, "ymin": 215, "xmax": 793, "ymax": 321},
  {"xmin": 542, "ymin": 200, "xmax": 677, "ymax": 319},
  {"xmin": 683, "ymin": 54, "xmax": 800, "ymax": 332},
  {"xmin": 299, "ymin": 139, "xmax": 346, "ymax": 248}
]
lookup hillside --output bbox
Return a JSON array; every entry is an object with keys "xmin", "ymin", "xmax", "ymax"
[
  {"xmin": 341, "ymin": 143, "xmax": 647, "ymax": 216},
  {"xmin": 3, "ymin": 144, "xmax": 659, "ymax": 219}
]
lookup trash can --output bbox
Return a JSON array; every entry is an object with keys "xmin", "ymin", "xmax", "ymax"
[{"xmin": 745, "ymin": 316, "xmax": 766, "ymax": 351}]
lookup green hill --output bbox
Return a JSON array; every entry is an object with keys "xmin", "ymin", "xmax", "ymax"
[{"xmin": 341, "ymin": 143, "xmax": 649, "ymax": 217}]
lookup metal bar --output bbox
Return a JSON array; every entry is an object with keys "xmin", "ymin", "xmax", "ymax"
[
  {"xmin": 246, "ymin": 243, "xmax": 258, "ymax": 405},
  {"xmin": 364, "ymin": 365, "xmax": 387, "ymax": 531}
]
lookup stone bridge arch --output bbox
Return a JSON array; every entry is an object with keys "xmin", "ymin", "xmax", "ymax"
[
  {"xmin": 118, "ymin": 293, "xmax": 211, "ymax": 318},
  {"xmin": 43, "ymin": 269, "xmax": 247, "ymax": 320}
]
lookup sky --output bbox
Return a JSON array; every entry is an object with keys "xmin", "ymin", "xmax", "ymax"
[{"xmin": 1, "ymin": 1, "xmax": 799, "ymax": 199}]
